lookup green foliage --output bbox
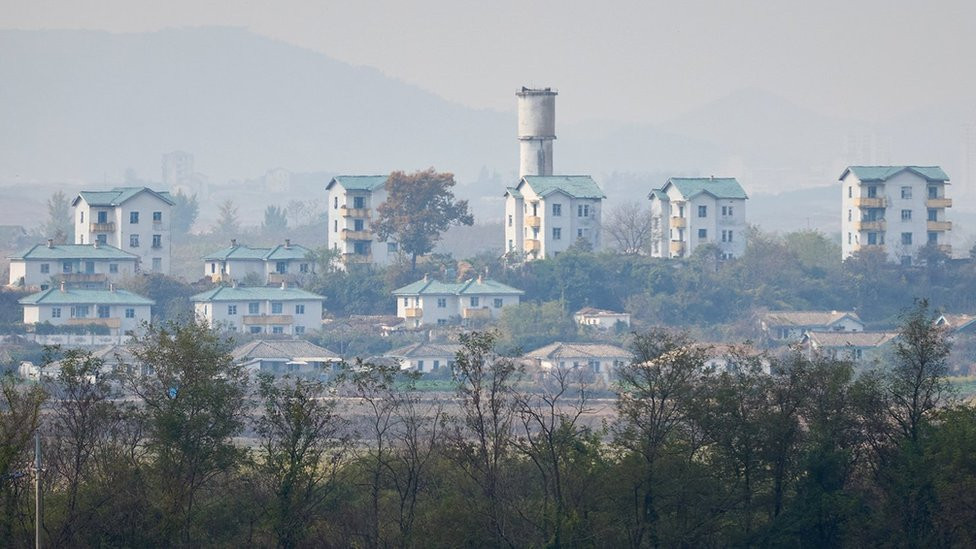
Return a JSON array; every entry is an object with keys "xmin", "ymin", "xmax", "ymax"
[
  {"xmin": 171, "ymin": 190, "xmax": 199, "ymax": 238},
  {"xmin": 261, "ymin": 204, "xmax": 288, "ymax": 236},
  {"xmin": 118, "ymin": 273, "xmax": 199, "ymax": 322},
  {"xmin": 211, "ymin": 199, "xmax": 240, "ymax": 237},
  {"xmin": 44, "ymin": 191, "xmax": 73, "ymax": 243},
  {"xmin": 498, "ymin": 300, "xmax": 576, "ymax": 353}
]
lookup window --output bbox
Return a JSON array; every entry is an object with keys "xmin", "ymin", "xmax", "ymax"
[
  {"xmin": 250, "ymin": 326, "xmax": 262, "ymax": 334},
  {"xmin": 721, "ymin": 230, "xmax": 733, "ymax": 243},
  {"xmin": 80, "ymin": 211, "xmax": 84, "ymax": 223},
  {"xmin": 63, "ymin": 261, "xmax": 73, "ymax": 274},
  {"xmin": 51, "ymin": 307, "xmax": 61, "ymax": 318},
  {"xmin": 577, "ymin": 228, "xmax": 584, "ymax": 238},
  {"xmin": 387, "ymin": 242, "xmax": 398, "ymax": 253},
  {"xmin": 698, "ymin": 205, "xmax": 707, "ymax": 217},
  {"xmin": 848, "ymin": 210, "xmax": 852, "ymax": 221},
  {"xmin": 295, "ymin": 326, "xmax": 305, "ymax": 335},
  {"xmin": 152, "ymin": 258, "xmax": 161, "ymax": 271},
  {"xmin": 417, "ymin": 360, "xmax": 424, "ymax": 371},
  {"xmin": 130, "ymin": 235, "xmax": 139, "ymax": 248},
  {"xmin": 271, "ymin": 302, "xmax": 283, "ymax": 314},
  {"xmin": 928, "ymin": 209, "xmax": 938, "ymax": 221},
  {"xmin": 97, "ymin": 211, "xmax": 107, "ymax": 223},
  {"xmin": 96, "ymin": 305, "xmax": 110, "ymax": 318},
  {"xmin": 901, "ymin": 232, "xmax": 913, "ymax": 245},
  {"xmin": 96, "ymin": 234, "xmax": 107, "ymax": 244},
  {"xmin": 928, "ymin": 232, "xmax": 938, "ymax": 244},
  {"xmin": 334, "ymin": 220, "xmax": 338, "ymax": 233},
  {"xmin": 354, "ymin": 219, "xmax": 364, "ymax": 231},
  {"xmin": 867, "ymin": 186, "xmax": 878, "ymax": 198},
  {"xmin": 353, "ymin": 196, "xmax": 365, "ymax": 209},
  {"xmin": 929, "ymin": 186, "xmax": 939, "ymax": 199},
  {"xmin": 299, "ymin": 263, "xmax": 309, "ymax": 273},
  {"xmin": 228, "ymin": 305, "xmax": 237, "ymax": 315},
  {"xmin": 553, "ymin": 204, "xmax": 562, "ymax": 216},
  {"xmin": 295, "ymin": 304, "xmax": 305, "ymax": 314},
  {"xmin": 698, "ymin": 229, "xmax": 707, "ymax": 239},
  {"xmin": 577, "ymin": 204, "xmax": 589, "ymax": 217},
  {"xmin": 552, "ymin": 227, "xmax": 561, "ymax": 240},
  {"xmin": 272, "ymin": 326, "xmax": 284, "ymax": 334},
  {"xmin": 152, "ymin": 234, "xmax": 162, "ymax": 248},
  {"xmin": 470, "ymin": 297, "xmax": 479, "ymax": 307},
  {"xmin": 508, "ymin": 215, "xmax": 513, "ymax": 227},
  {"xmin": 403, "ymin": 298, "xmax": 410, "ymax": 307},
  {"xmin": 721, "ymin": 205, "xmax": 733, "ymax": 216},
  {"xmin": 153, "ymin": 211, "xmax": 162, "ymax": 223},
  {"xmin": 901, "ymin": 256, "xmax": 912, "ymax": 266},
  {"xmin": 334, "ymin": 196, "xmax": 338, "ymax": 209},
  {"xmin": 493, "ymin": 298, "xmax": 503, "ymax": 308},
  {"xmin": 437, "ymin": 319, "xmax": 447, "ymax": 325},
  {"xmin": 901, "ymin": 186, "xmax": 912, "ymax": 199},
  {"xmin": 354, "ymin": 242, "xmax": 369, "ymax": 255},
  {"xmin": 508, "ymin": 239, "xmax": 514, "ymax": 251},
  {"xmin": 437, "ymin": 298, "xmax": 447, "ymax": 308},
  {"xmin": 848, "ymin": 232, "xmax": 852, "ymax": 245},
  {"xmin": 901, "ymin": 209, "xmax": 912, "ymax": 221},
  {"xmin": 248, "ymin": 302, "xmax": 260, "ymax": 314},
  {"xmin": 71, "ymin": 305, "xmax": 89, "ymax": 318},
  {"xmin": 848, "ymin": 186, "xmax": 852, "ymax": 198},
  {"xmin": 433, "ymin": 360, "xmax": 440, "ymax": 370},
  {"xmin": 40, "ymin": 263, "xmax": 49, "ymax": 274},
  {"xmin": 109, "ymin": 263, "xmax": 118, "ymax": 273},
  {"xmin": 130, "ymin": 211, "xmax": 139, "ymax": 224},
  {"xmin": 276, "ymin": 261, "xmax": 287, "ymax": 274},
  {"xmin": 867, "ymin": 232, "xmax": 878, "ymax": 245}
]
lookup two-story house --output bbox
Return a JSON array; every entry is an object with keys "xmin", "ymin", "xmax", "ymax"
[
  {"xmin": 325, "ymin": 175, "xmax": 398, "ymax": 267},
  {"xmin": 648, "ymin": 177, "xmax": 748, "ymax": 259},
  {"xmin": 8, "ymin": 240, "xmax": 139, "ymax": 290},
  {"xmin": 840, "ymin": 166, "xmax": 952, "ymax": 264},
  {"xmin": 72, "ymin": 187, "xmax": 173, "ymax": 274},
  {"xmin": 19, "ymin": 283, "xmax": 154, "ymax": 335},
  {"xmin": 393, "ymin": 276, "xmax": 524, "ymax": 328},
  {"xmin": 504, "ymin": 175, "xmax": 606, "ymax": 260},
  {"xmin": 191, "ymin": 284, "xmax": 324, "ymax": 336},
  {"xmin": 202, "ymin": 239, "xmax": 314, "ymax": 284}
]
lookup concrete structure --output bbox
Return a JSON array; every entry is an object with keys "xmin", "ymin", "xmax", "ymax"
[
  {"xmin": 202, "ymin": 239, "xmax": 314, "ymax": 284},
  {"xmin": 231, "ymin": 339, "xmax": 341, "ymax": 376},
  {"xmin": 523, "ymin": 341, "xmax": 632, "ymax": 381},
  {"xmin": 19, "ymin": 285, "xmax": 154, "ymax": 336},
  {"xmin": 801, "ymin": 331, "xmax": 898, "ymax": 362},
  {"xmin": 8, "ymin": 241, "xmax": 139, "ymax": 290},
  {"xmin": 517, "ymin": 87, "xmax": 557, "ymax": 178},
  {"xmin": 72, "ymin": 187, "xmax": 174, "ymax": 274},
  {"xmin": 759, "ymin": 311, "xmax": 864, "ymax": 343},
  {"xmin": 574, "ymin": 307, "xmax": 631, "ymax": 331},
  {"xmin": 384, "ymin": 342, "xmax": 461, "ymax": 373},
  {"xmin": 648, "ymin": 177, "xmax": 749, "ymax": 259},
  {"xmin": 326, "ymin": 175, "xmax": 399, "ymax": 267},
  {"xmin": 393, "ymin": 276, "xmax": 523, "ymax": 328},
  {"xmin": 504, "ymin": 175, "xmax": 606, "ymax": 259},
  {"xmin": 191, "ymin": 285, "xmax": 324, "ymax": 336},
  {"xmin": 840, "ymin": 166, "xmax": 952, "ymax": 263}
]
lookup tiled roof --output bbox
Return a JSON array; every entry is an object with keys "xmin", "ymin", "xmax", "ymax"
[
  {"xmin": 202, "ymin": 243, "xmax": 312, "ymax": 261},
  {"xmin": 10, "ymin": 243, "xmax": 138, "ymax": 261},
  {"xmin": 326, "ymin": 175, "xmax": 388, "ymax": 191},
  {"xmin": 74, "ymin": 187, "xmax": 174, "ymax": 207},
  {"xmin": 385, "ymin": 342, "xmax": 461, "ymax": 358},
  {"xmin": 191, "ymin": 286, "xmax": 324, "ymax": 302},
  {"xmin": 762, "ymin": 310, "xmax": 861, "ymax": 328},
  {"xmin": 525, "ymin": 342, "xmax": 632, "ymax": 361},
  {"xmin": 654, "ymin": 177, "xmax": 748, "ymax": 200},
  {"xmin": 520, "ymin": 175, "xmax": 606, "ymax": 199},
  {"xmin": 232, "ymin": 340, "xmax": 340, "ymax": 362},
  {"xmin": 841, "ymin": 166, "xmax": 949, "ymax": 183},
  {"xmin": 649, "ymin": 189, "xmax": 669, "ymax": 201},
  {"xmin": 392, "ymin": 278, "xmax": 524, "ymax": 296},
  {"xmin": 805, "ymin": 331, "xmax": 898, "ymax": 348},
  {"xmin": 504, "ymin": 187, "xmax": 523, "ymax": 199},
  {"xmin": 18, "ymin": 288, "xmax": 154, "ymax": 306}
]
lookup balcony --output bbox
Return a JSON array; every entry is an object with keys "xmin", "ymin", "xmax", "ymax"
[
  {"xmin": 927, "ymin": 220, "xmax": 952, "ymax": 231},
  {"xmin": 669, "ymin": 241, "xmax": 685, "ymax": 255},
  {"xmin": 404, "ymin": 307, "xmax": 423, "ymax": 318},
  {"xmin": 340, "ymin": 229, "xmax": 373, "ymax": 241},
  {"xmin": 853, "ymin": 197, "xmax": 887, "ymax": 208},
  {"xmin": 342, "ymin": 253, "xmax": 373, "ymax": 264},
  {"xmin": 526, "ymin": 215, "xmax": 541, "ymax": 228},
  {"xmin": 90, "ymin": 222, "xmax": 115, "ymax": 232},
  {"xmin": 853, "ymin": 220, "xmax": 886, "ymax": 232},
  {"xmin": 56, "ymin": 273, "xmax": 107, "ymax": 283},
  {"xmin": 242, "ymin": 314, "xmax": 293, "ymax": 326},
  {"xmin": 339, "ymin": 206, "xmax": 370, "ymax": 218},
  {"xmin": 462, "ymin": 307, "xmax": 492, "ymax": 319},
  {"xmin": 209, "ymin": 273, "xmax": 230, "ymax": 283},
  {"xmin": 670, "ymin": 216, "xmax": 687, "ymax": 228},
  {"xmin": 66, "ymin": 317, "xmax": 121, "ymax": 329},
  {"xmin": 524, "ymin": 239, "xmax": 541, "ymax": 252},
  {"xmin": 926, "ymin": 198, "xmax": 953, "ymax": 208}
]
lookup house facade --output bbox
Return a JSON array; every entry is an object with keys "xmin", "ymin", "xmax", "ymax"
[
  {"xmin": 840, "ymin": 166, "xmax": 952, "ymax": 263},
  {"xmin": 325, "ymin": 175, "xmax": 398, "ymax": 267},
  {"xmin": 191, "ymin": 285, "xmax": 324, "ymax": 335},
  {"xmin": 759, "ymin": 311, "xmax": 864, "ymax": 342},
  {"xmin": 202, "ymin": 239, "xmax": 314, "ymax": 284},
  {"xmin": 523, "ymin": 341, "xmax": 632, "ymax": 381},
  {"xmin": 393, "ymin": 277, "xmax": 523, "ymax": 328},
  {"xmin": 801, "ymin": 331, "xmax": 898, "ymax": 362},
  {"xmin": 504, "ymin": 175, "xmax": 606, "ymax": 260},
  {"xmin": 648, "ymin": 177, "xmax": 749, "ymax": 259},
  {"xmin": 72, "ymin": 187, "xmax": 174, "ymax": 274},
  {"xmin": 8, "ymin": 241, "xmax": 139, "ymax": 290},
  {"xmin": 231, "ymin": 339, "xmax": 341, "ymax": 376},
  {"xmin": 383, "ymin": 342, "xmax": 461, "ymax": 373},
  {"xmin": 19, "ymin": 285, "xmax": 154, "ymax": 335},
  {"xmin": 574, "ymin": 307, "xmax": 631, "ymax": 331}
]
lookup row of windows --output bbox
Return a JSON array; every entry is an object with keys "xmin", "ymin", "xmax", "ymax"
[
  {"xmin": 127, "ymin": 234, "xmax": 163, "ymax": 248},
  {"xmin": 224, "ymin": 303, "xmax": 308, "ymax": 315},
  {"xmin": 50, "ymin": 306, "xmax": 136, "ymax": 318},
  {"xmin": 848, "ymin": 209, "xmax": 941, "ymax": 222},
  {"xmin": 403, "ymin": 297, "xmax": 506, "ymax": 308},
  {"xmin": 847, "ymin": 232, "xmax": 940, "ymax": 245},
  {"xmin": 849, "ymin": 185, "xmax": 943, "ymax": 199},
  {"xmin": 692, "ymin": 229, "xmax": 735, "ymax": 242},
  {"xmin": 247, "ymin": 325, "xmax": 303, "ymax": 335},
  {"xmin": 79, "ymin": 211, "xmax": 164, "ymax": 224},
  {"xmin": 39, "ymin": 262, "xmax": 123, "ymax": 274},
  {"xmin": 519, "ymin": 203, "xmax": 594, "ymax": 218},
  {"xmin": 333, "ymin": 196, "xmax": 368, "ymax": 210}
]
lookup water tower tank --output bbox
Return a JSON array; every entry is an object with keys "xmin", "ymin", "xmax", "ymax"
[{"xmin": 516, "ymin": 87, "xmax": 557, "ymax": 177}]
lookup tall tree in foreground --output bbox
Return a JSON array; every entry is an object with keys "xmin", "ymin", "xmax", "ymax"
[
  {"xmin": 0, "ymin": 374, "xmax": 45, "ymax": 544},
  {"xmin": 374, "ymin": 169, "xmax": 474, "ymax": 270}
]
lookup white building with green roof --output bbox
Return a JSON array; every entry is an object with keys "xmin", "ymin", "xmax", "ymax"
[
  {"xmin": 202, "ymin": 239, "xmax": 315, "ymax": 284},
  {"xmin": 393, "ymin": 276, "xmax": 523, "ymax": 328},
  {"xmin": 8, "ymin": 241, "xmax": 139, "ymax": 290},
  {"xmin": 325, "ymin": 175, "xmax": 399, "ymax": 268},
  {"xmin": 648, "ymin": 177, "xmax": 749, "ymax": 259},
  {"xmin": 839, "ymin": 166, "xmax": 952, "ymax": 264},
  {"xmin": 72, "ymin": 187, "xmax": 174, "ymax": 274},
  {"xmin": 191, "ymin": 285, "xmax": 324, "ymax": 336},
  {"xmin": 19, "ymin": 286, "xmax": 154, "ymax": 335},
  {"xmin": 504, "ymin": 175, "xmax": 606, "ymax": 260}
]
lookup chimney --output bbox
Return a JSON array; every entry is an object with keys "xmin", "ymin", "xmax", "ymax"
[
  {"xmin": 109, "ymin": 282, "xmax": 115, "ymax": 292},
  {"xmin": 477, "ymin": 274, "xmax": 484, "ymax": 284},
  {"xmin": 281, "ymin": 280, "xmax": 287, "ymax": 289},
  {"xmin": 423, "ymin": 274, "xmax": 429, "ymax": 282},
  {"xmin": 59, "ymin": 280, "xmax": 65, "ymax": 292},
  {"xmin": 231, "ymin": 279, "xmax": 238, "ymax": 289},
  {"xmin": 93, "ymin": 240, "xmax": 99, "ymax": 249},
  {"xmin": 47, "ymin": 239, "xmax": 53, "ymax": 248},
  {"xmin": 284, "ymin": 239, "xmax": 291, "ymax": 249},
  {"xmin": 231, "ymin": 238, "xmax": 237, "ymax": 247}
]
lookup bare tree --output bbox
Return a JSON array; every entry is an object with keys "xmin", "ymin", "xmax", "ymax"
[{"xmin": 605, "ymin": 201, "xmax": 653, "ymax": 255}]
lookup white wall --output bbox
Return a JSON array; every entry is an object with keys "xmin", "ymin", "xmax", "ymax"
[
  {"xmin": 196, "ymin": 298, "xmax": 322, "ymax": 334},
  {"xmin": 75, "ymin": 191, "xmax": 172, "ymax": 274},
  {"xmin": 11, "ymin": 257, "xmax": 137, "ymax": 289}
]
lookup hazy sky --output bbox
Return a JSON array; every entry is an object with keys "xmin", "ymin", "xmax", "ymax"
[{"xmin": 3, "ymin": 0, "xmax": 975, "ymax": 124}]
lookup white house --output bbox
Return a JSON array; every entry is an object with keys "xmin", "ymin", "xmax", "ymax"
[
  {"xmin": 393, "ymin": 276, "xmax": 524, "ymax": 328},
  {"xmin": 8, "ymin": 241, "xmax": 139, "ymax": 290},
  {"xmin": 840, "ymin": 166, "xmax": 952, "ymax": 264},
  {"xmin": 202, "ymin": 239, "xmax": 315, "ymax": 284},
  {"xmin": 574, "ymin": 307, "xmax": 631, "ymax": 331},
  {"xmin": 231, "ymin": 339, "xmax": 341, "ymax": 376},
  {"xmin": 72, "ymin": 187, "xmax": 174, "ymax": 274},
  {"xmin": 191, "ymin": 284, "xmax": 324, "ymax": 336},
  {"xmin": 18, "ymin": 285, "xmax": 154, "ymax": 335},
  {"xmin": 759, "ymin": 311, "xmax": 864, "ymax": 342},
  {"xmin": 523, "ymin": 341, "xmax": 632, "ymax": 381},
  {"xmin": 325, "ymin": 175, "xmax": 398, "ymax": 267},
  {"xmin": 648, "ymin": 177, "xmax": 748, "ymax": 260},
  {"xmin": 801, "ymin": 331, "xmax": 898, "ymax": 362},
  {"xmin": 504, "ymin": 175, "xmax": 606, "ymax": 260},
  {"xmin": 383, "ymin": 342, "xmax": 461, "ymax": 373}
]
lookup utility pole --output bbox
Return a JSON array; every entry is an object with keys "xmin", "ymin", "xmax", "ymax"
[{"xmin": 34, "ymin": 430, "xmax": 41, "ymax": 549}]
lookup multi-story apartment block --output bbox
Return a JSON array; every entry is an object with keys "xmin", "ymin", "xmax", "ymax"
[
  {"xmin": 202, "ymin": 239, "xmax": 314, "ymax": 284},
  {"xmin": 648, "ymin": 177, "xmax": 748, "ymax": 259},
  {"xmin": 8, "ymin": 241, "xmax": 139, "ymax": 290},
  {"xmin": 71, "ymin": 187, "xmax": 174, "ymax": 274},
  {"xmin": 840, "ymin": 166, "xmax": 952, "ymax": 263},
  {"xmin": 325, "ymin": 175, "xmax": 398, "ymax": 267},
  {"xmin": 19, "ymin": 284, "xmax": 154, "ymax": 335},
  {"xmin": 504, "ymin": 175, "xmax": 605, "ymax": 260},
  {"xmin": 393, "ymin": 276, "xmax": 523, "ymax": 328},
  {"xmin": 191, "ymin": 285, "xmax": 324, "ymax": 336}
]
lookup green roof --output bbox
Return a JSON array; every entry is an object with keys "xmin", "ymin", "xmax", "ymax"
[
  {"xmin": 202, "ymin": 243, "xmax": 312, "ymax": 261},
  {"xmin": 840, "ymin": 166, "xmax": 949, "ymax": 183},
  {"xmin": 19, "ymin": 288, "xmax": 154, "ymax": 306},
  {"xmin": 393, "ymin": 278, "xmax": 523, "ymax": 296},
  {"xmin": 9, "ymin": 243, "xmax": 138, "ymax": 261},
  {"xmin": 654, "ymin": 177, "xmax": 748, "ymax": 200},
  {"xmin": 649, "ymin": 189, "xmax": 669, "ymax": 201},
  {"xmin": 191, "ymin": 286, "xmax": 325, "ymax": 303},
  {"xmin": 504, "ymin": 187, "xmax": 522, "ymax": 199},
  {"xmin": 326, "ymin": 175, "xmax": 388, "ymax": 191},
  {"xmin": 520, "ymin": 175, "xmax": 606, "ymax": 199},
  {"xmin": 73, "ymin": 187, "xmax": 174, "ymax": 207}
]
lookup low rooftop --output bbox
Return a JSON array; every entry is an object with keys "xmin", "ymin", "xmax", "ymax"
[
  {"xmin": 393, "ymin": 277, "xmax": 523, "ymax": 296},
  {"xmin": 19, "ymin": 287, "xmax": 154, "ymax": 306},
  {"xmin": 191, "ymin": 285, "xmax": 324, "ymax": 302}
]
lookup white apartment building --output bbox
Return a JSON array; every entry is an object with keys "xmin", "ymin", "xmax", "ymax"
[
  {"xmin": 504, "ymin": 175, "xmax": 605, "ymax": 260},
  {"xmin": 202, "ymin": 239, "xmax": 314, "ymax": 284},
  {"xmin": 191, "ymin": 285, "xmax": 324, "ymax": 336},
  {"xmin": 840, "ymin": 166, "xmax": 952, "ymax": 264},
  {"xmin": 325, "ymin": 175, "xmax": 398, "ymax": 267},
  {"xmin": 8, "ymin": 241, "xmax": 139, "ymax": 290},
  {"xmin": 72, "ymin": 187, "xmax": 174, "ymax": 274},
  {"xmin": 19, "ymin": 285, "xmax": 154, "ymax": 335},
  {"xmin": 648, "ymin": 177, "xmax": 748, "ymax": 259},
  {"xmin": 393, "ymin": 276, "xmax": 524, "ymax": 328}
]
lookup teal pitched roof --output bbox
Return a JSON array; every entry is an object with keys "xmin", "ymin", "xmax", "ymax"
[
  {"xmin": 649, "ymin": 189, "xmax": 669, "ymax": 201},
  {"xmin": 9, "ymin": 243, "xmax": 138, "ymax": 261},
  {"xmin": 504, "ymin": 187, "xmax": 523, "ymax": 199},
  {"xmin": 326, "ymin": 175, "xmax": 388, "ymax": 191},
  {"xmin": 202, "ymin": 243, "xmax": 312, "ymax": 262},
  {"xmin": 19, "ymin": 288, "xmax": 154, "ymax": 306},
  {"xmin": 393, "ymin": 278, "xmax": 523, "ymax": 296},
  {"xmin": 653, "ymin": 177, "xmax": 748, "ymax": 200},
  {"xmin": 191, "ymin": 286, "xmax": 324, "ymax": 303},
  {"xmin": 73, "ymin": 187, "xmax": 174, "ymax": 207},
  {"xmin": 519, "ymin": 176, "xmax": 606, "ymax": 199},
  {"xmin": 840, "ymin": 166, "xmax": 949, "ymax": 183}
]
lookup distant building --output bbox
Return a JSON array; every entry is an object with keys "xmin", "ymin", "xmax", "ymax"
[
  {"xmin": 231, "ymin": 339, "xmax": 341, "ymax": 376},
  {"xmin": 504, "ymin": 175, "xmax": 606, "ymax": 260},
  {"xmin": 523, "ymin": 341, "xmax": 632, "ymax": 381},
  {"xmin": 72, "ymin": 187, "xmax": 174, "ymax": 274},
  {"xmin": 759, "ymin": 310, "xmax": 864, "ymax": 343},
  {"xmin": 840, "ymin": 166, "xmax": 952, "ymax": 263},
  {"xmin": 325, "ymin": 175, "xmax": 398, "ymax": 267},
  {"xmin": 574, "ymin": 307, "xmax": 631, "ymax": 331},
  {"xmin": 191, "ymin": 285, "xmax": 324, "ymax": 336},
  {"xmin": 384, "ymin": 342, "xmax": 461, "ymax": 373},
  {"xmin": 19, "ymin": 285, "xmax": 154, "ymax": 336},
  {"xmin": 648, "ymin": 177, "xmax": 749, "ymax": 259},
  {"xmin": 202, "ymin": 239, "xmax": 314, "ymax": 284},
  {"xmin": 393, "ymin": 276, "xmax": 523, "ymax": 328},
  {"xmin": 935, "ymin": 313, "xmax": 976, "ymax": 334},
  {"xmin": 8, "ymin": 241, "xmax": 139, "ymax": 290},
  {"xmin": 801, "ymin": 331, "xmax": 898, "ymax": 362}
]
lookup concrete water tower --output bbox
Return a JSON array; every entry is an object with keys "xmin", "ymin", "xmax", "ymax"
[{"xmin": 516, "ymin": 87, "xmax": 557, "ymax": 177}]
